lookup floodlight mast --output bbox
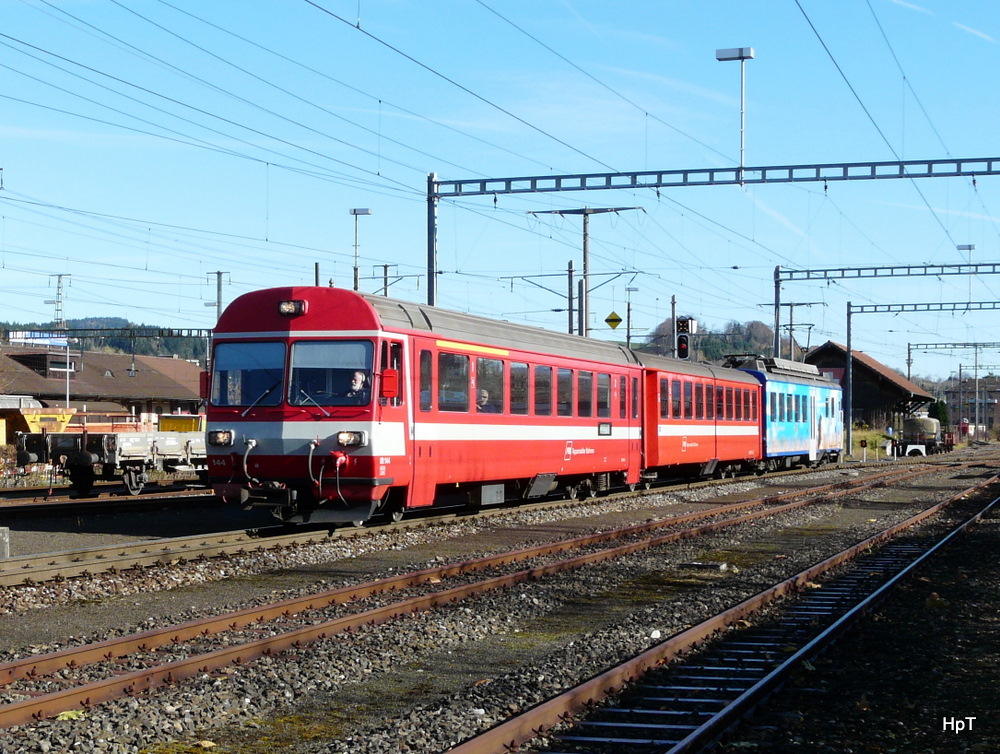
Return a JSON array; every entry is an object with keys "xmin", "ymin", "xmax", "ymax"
[{"xmin": 716, "ymin": 47, "xmax": 754, "ymax": 182}]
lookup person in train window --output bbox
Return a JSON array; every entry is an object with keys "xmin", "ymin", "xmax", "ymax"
[
  {"xmin": 345, "ymin": 371, "xmax": 370, "ymax": 404},
  {"xmin": 476, "ymin": 389, "xmax": 497, "ymax": 412}
]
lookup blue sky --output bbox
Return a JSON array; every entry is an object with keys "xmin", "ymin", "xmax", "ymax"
[{"xmin": 2, "ymin": 0, "xmax": 999, "ymax": 380}]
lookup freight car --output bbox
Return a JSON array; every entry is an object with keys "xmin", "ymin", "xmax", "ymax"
[
  {"xmin": 898, "ymin": 415, "xmax": 945, "ymax": 456},
  {"xmin": 205, "ymin": 287, "xmax": 843, "ymax": 525},
  {"xmin": 15, "ymin": 414, "xmax": 207, "ymax": 495}
]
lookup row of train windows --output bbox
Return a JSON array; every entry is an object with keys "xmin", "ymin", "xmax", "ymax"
[
  {"xmin": 419, "ymin": 350, "xmax": 641, "ymax": 418},
  {"xmin": 658, "ymin": 379, "xmax": 758, "ymax": 422},
  {"xmin": 767, "ymin": 392, "xmax": 839, "ymax": 423}
]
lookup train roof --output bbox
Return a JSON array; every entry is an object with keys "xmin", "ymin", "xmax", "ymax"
[
  {"xmin": 216, "ymin": 287, "xmax": 757, "ymax": 384},
  {"xmin": 724, "ymin": 354, "xmax": 839, "ymax": 388}
]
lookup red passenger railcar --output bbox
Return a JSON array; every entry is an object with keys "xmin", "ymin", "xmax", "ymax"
[{"xmin": 205, "ymin": 287, "xmax": 762, "ymax": 524}]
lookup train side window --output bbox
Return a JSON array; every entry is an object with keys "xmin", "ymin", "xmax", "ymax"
[
  {"xmin": 535, "ymin": 365, "xmax": 552, "ymax": 416},
  {"xmin": 671, "ymin": 379, "xmax": 682, "ymax": 418},
  {"xmin": 660, "ymin": 378, "xmax": 670, "ymax": 419},
  {"xmin": 510, "ymin": 362, "xmax": 529, "ymax": 415},
  {"xmin": 577, "ymin": 371, "xmax": 593, "ymax": 417},
  {"xmin": 744, "ymin": 389, "xmax": 751, "ymax": 422},
  {"xmin": 706, "ymin": 384, "xmax": 715, "ymax": 420},
  {"xmin": 632, "ymin": 376, "xmax": 639, "ymax": 419},
  {"xmin": 770, "ymin": 392, "xmax": 777, "ymax": 421},
  {"xmin": 419, "ymin": 350, "xmax": 432, "ymax": 411},
  {"xmin": 695, "ymin": 383, "xmax": 704, "ymax": 420},
  {"xmin": 735, "ymin": 388, "xmax": 742, "ymax": 421},
  {"xmin": 476, "ymin": 357, "xmax": 504, "ymax": 414},
  {"xmin": 597, "ymin": 373, "xmax": 611, "ymax": 418},
  {"xmin": 725, "ymin": 386, "xmax": 734, "ymax": 420},
  {"xmin": 618, "ymin": 376, "xmax": 627, "ymax": 419},
  {"xmin": 683, "ymin": 381, "xmax": 693, "ymax": 419},
  {"xmin": 438, "ymin": 352, "xmax": 469, "ymax": 412},
  {"xmin": 716, "ymin": 386, "xmax": 724, "ymax": 419},
  {"xmin": 786, "ymin": 394, "xmax": 793, "ymax": 422},
  {"xmin": 557, "ymin": 368, "xmax": 574, "ymax": 416}
]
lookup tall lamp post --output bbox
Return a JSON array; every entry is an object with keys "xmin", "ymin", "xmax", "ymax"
[
  {"xmin": 350, "ymin": 208, "xmax": 372, "ymax": 292},
  {"xmin": 716, "ymin": 46, "xmax": 755, "ymax": 182}
]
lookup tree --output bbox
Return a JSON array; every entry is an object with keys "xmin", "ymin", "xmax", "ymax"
[{"xmin": 927, "ymin": 400, "xmax": 949, "ymax": 425}]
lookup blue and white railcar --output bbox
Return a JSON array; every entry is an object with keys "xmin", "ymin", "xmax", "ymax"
[{"xmin": 733, "ymin": 357, "xmax": 843, "ymax": 471}]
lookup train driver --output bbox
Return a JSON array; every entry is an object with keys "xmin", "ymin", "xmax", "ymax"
[{"xmin": 345, "ymin": 371, "xmax": 370, "ymax": 404}]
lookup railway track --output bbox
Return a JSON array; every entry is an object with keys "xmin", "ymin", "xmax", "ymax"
[
  {"xmin": 0, "ymin": 461, "xmax": 981, "ymax": 732},
  {"xmin": 0, "ymin": 462, "xmax": 936, "ymax": 588},
  {"xmin": 446, "ymin": 475, "xmax": 999, "ymax": 754}
]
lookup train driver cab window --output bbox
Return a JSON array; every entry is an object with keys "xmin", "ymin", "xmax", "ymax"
[
  {"xmin": 476, "ymin": 357, "xmax": 504, "ymax": 413},
  {"xmin": 557, "ymin": 368, "xmax": 574, "ymax": 416},
  {"xmin": 511, "ymin": 362, "xmax": 529, "ymax": 415},
  {"xmin": 438, "ymin": 352, "xmax": 470, "ymax": 412},
  {"xmin": 288, "ymin": 340, "xmax": 374, "ymax": 407},
  {"xmin": 379, "ymin": 341, "xmax": 405, "ymax": 407},
  {"xmin": 212, "ymin": 341, "xmax": 285, "ymax": 408}
]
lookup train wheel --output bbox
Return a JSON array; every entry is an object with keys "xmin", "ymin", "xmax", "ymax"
[
  {"xmin": 564, "ymin": 485, "xmax": 579, "ymax": 500},
  {"xmin": 122, "ymin": 468, "xmax": 144, "ymax": 496}
]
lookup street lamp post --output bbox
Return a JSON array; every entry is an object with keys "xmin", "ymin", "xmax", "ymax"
[
  {"xmin": 716, "ymin": 47, "xmax": 755, "ymax": 182},
  {"xmin": 350, "ymin": 208, "xmax": 372, "ymax": 292}
]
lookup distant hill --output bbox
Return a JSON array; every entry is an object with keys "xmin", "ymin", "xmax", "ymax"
[{"xmin": 2, "ymin": 317, "xmax": 207, "ymax": 363}]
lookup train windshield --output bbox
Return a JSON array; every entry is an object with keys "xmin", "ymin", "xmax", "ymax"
[
  {"xmin": 288, "ymin": 340, "xmax": 374, "ymax": 407},
  {"xmin": 211, "ymin": 342, "xmax": 286, "ymax": 408}
]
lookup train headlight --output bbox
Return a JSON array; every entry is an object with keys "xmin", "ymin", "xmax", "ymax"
[
  {"xmin": 208, "ymin": 429, "xmax": 235, "ymax": 447},
  {"xmin": 336, "ymin": 430, "xmax": 368, "ymax": 448},
  {"xmin": 278, "ymin": 299, "xmax": 307, "ymax": 316}
]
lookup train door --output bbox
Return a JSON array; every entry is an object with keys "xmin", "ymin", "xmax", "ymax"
[
  {"xmin": 409, "ymin": 343, "xmax": 438, "ymax": 508},
  {"xmin": 376, "ymin": 338, "xmax": 413, "ymax": 515},
  {"xmin": 809, "ymin": 391, "xmax": 819, "ymax": 462}
]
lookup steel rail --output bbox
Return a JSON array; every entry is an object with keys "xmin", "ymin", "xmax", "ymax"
[
  {"xmin": 0, "ymin": 464, "xmax": 921, "ymax": 588},
  {"xmin": 0, "ymin": 465, "xmax": 933, "ymax": 728},
  {"xmin": 443, "ymin": 473, "xmax": 999, "ymax": 754},
  {"xmin": 0, "ymin": 466, "xmax": 913, "ymax": 684},
  {"xmin": 663, "ymin": 491, "xmax": 1000, "ymax": 754}
]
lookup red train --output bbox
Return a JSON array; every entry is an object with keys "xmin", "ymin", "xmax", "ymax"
[{"xmin": 205, "ymin": 287, "xmax": 822, "ymax": 524}]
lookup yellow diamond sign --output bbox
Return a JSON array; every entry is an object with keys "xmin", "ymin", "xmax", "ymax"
[{"xmin": 605, "ymin": 311, "xmax": 622, "ymax": 330}]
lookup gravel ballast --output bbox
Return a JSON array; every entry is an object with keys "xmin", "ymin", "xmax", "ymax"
[{"xmin": 0, "ymin": 464, "xmax": 994, "ymax": 753}]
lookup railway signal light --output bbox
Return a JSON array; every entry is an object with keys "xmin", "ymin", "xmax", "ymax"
[{"xmin": 676, "ymin": 334, "xmax": 690, "ymax": 359}]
